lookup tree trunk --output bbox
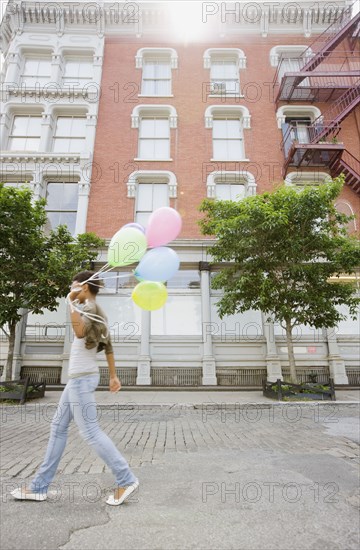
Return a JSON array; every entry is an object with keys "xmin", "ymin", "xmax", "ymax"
[
  {"xmin": 285, "ymin": 319, "xmax": 298, "ymax": 384},
  {"xmin": 4, "ymin": 321, "xmax": 16, "ymax": 381}
]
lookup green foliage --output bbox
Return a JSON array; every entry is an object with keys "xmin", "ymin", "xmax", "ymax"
[
  {"xmin": 0, "ymin": 183, "xmax": 104, "ymax": 329},
  {"xmin": 199, "ymin": 176, "xmax": 360, "ymax": 331}
]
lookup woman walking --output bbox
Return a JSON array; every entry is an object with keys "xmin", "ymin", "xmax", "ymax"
[{"xmin": 11, "ymin": 271, "xmax": 139, "ymax": 505}]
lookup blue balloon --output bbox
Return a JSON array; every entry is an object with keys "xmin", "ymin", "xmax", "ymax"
[{"xmin": 135, "ymin": 247, "xmax": 180, "ymax": 282}]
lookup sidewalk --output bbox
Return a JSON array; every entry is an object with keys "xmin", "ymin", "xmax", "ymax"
[{"xmin": 24, "ymin": 388, "xmax": 360, "ymax": 407}]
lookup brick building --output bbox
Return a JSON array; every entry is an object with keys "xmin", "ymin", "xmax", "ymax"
[{"xmin": 0, "ymin": 0, "xmax": 359, "ymax": 387}]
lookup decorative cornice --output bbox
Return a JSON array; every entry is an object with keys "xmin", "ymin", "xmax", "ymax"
[
  {"xmin": 2, "ymin": 86, "xmax": 100, "ymax": 102},
  {"xmin": 0, "ymin": 1, "xmax": 353, "ymax": 55},
  {"xmin": 0, "ymin": 152, "xmax": 82, "ymax": 163}
]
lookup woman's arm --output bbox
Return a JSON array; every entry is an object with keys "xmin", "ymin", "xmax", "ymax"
[
  {"xmin": 107, "ymin": 352, "xmax": 121, "ymax": 392},
  {"xmin": 69, "ymin": 309, "xmax": 86, "ymax": 338},
  {"xmin": 68, "ymin": 289, "xmax": 86, "ymax": 338}
]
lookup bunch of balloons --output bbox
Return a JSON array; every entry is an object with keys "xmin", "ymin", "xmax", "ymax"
[{"xmin": 105, "ymin": 207, "xmax": 182, "ymax": 311}]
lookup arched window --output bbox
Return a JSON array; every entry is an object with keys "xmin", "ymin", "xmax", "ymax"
[
  {"xmin": 126, "ymin": 170, "xmax": 177, "ymax": 227},
  {"xmin": 136, "ymin": 48, "xmax": 178, "ymax": 97},
  {"xmin": 207, "ymin": 171, "xmax": 256, "ymax": 199},
  {"xmin": 132, "ymin": 105, "xmax": 177, "ymax": 161},
  {"xmin": 203, "ymin": 48, "xmax": 246, "ymax": 97},
  {"xmin": 205, "ymin": 105, "xmax": 251, "ymax": 161}
]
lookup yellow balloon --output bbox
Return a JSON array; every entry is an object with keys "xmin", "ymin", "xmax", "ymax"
[{"xmin": 132, "ymin": 281, "xmax": 168, "ymax": 311}]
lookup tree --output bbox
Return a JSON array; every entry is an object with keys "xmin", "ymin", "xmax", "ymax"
[
  {"xmin": 0, "ymin": 183, "xmax": 104, "ymax": 380},
  {"xmin": 199, "ymin": 176, "xmax": 360, "ymax": 384}
]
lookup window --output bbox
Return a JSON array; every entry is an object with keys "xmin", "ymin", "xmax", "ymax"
[
  {"xmin": 270, "ymin": 46, "xmax": 309, "ymax": 77},
  {"xmin": 205, "ymin": 106, "xmax": 250, "ymax": 161},
  {"xmin": 3, "ymin": 181, "xmax": 30, "ymax": 189},
  {"xmin": 62, "ymin": 58, "xmax": 93, "ymax": 86},
  {"xmin": 132, "ymin": 105, "xmax": 177, "ymax": 160},
  {"xmin": 136, "ymin": 48, "xmax": 177, "ymax": 97},
  {"xmin": 270, "ymin": 46, "xmax": 311, "ymax": 91},
  {"xmin": 335, "ymin": 201, "xmax": 357, "ymax": 234},
  {"xmin": 285, "ymin": 116, "xmax": 311, "ymax": 144},
  {"xmin": 127, "ymin": 170, "xmax": 177, "ymax": 199},
  {"xmin": 213, "ymin": 118, "xmax": 244, "ymax": 160},
  {"xmin": 204, "ymin": 49, "xmax": 245, "ymax": 97},
  {"xmin": 135, "ymin": 183, "xmax": 169, "ymax": 227},
  {"xmin": 138, "ymin": 117, "xmax": 170, "ymax": 159},
  {"xmin": 285, "ymin": 172, "xmax": 332, "ymax": 188},
  {"xmin": 211, "ymin": 59, "xmax": 239, "ymax": 95},
  {"xmin": 100, "ymin": 271, "xmax": 138, "ymax": 293},
  {"xmin": 21, "ymin": 57, "xmax": 52, "ymax": 86},
  {"xmin": 8, "ymin": 115, "xmax": 42, "ymax": 151},
  {"xmin": 52, "ymin": 116, "xmax": 86, "ymax": 153},
  {"xmin": 207, "ymin": 171, "xmax": 256, "ymax": 199},
  {"xmin": 216, "ymin": 180, "xmax": 245, "ymax": 201},
  {"xmin": 276, "ymin": 106, "xmax": 322, "ymax": 129},
  {"xmin": 45, "ymin": 182, "xmax": 78, "ymax": 235},
  {"xmin": 166, "ymin": 270, "xmax": 200, "ymax": 289},
  {"xmin": 141, "ymin": 60, "xmax": 171, "ymax": 95},
  {"xmin": 279, "ymin": 107, "xmax": 323, "ymax": 162}
]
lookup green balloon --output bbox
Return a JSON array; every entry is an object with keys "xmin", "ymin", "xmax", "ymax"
[
  {"xmin": 132, "ymin": 281, "xmax": 168, "ymax": 311},
  {"xmin": 108, "ymin": 228, "xmax": 147, "ymax": 267}
]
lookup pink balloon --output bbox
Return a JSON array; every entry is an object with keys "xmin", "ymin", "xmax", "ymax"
[{"xmin": 146, "ymin": 207, "xmax": 182, "ymax": 248}]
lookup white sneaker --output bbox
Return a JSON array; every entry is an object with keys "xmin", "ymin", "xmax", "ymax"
[
  {"xmin": 106, "ymin": 480, "xmax": 139, "ymax": 506},
  {"xmin": 11, "ymin": 488, "xmax": 47, "ymax": 501}
]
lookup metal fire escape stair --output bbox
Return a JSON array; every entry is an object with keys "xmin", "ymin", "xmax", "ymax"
[
  {"xmin": 308, "ymin": 80, "xmax": 360, "ymax": 195},
  {"xmin": 329, "ymin": 150, "xmax": 360, "ymax": 195},
  {"xmin": 301, "ymin": 10, "xmax": 360, "ymax": 72},
  {"xmin": 275, "ymin": 7, "xmax": 360, "ymax": 102},
  {"xmin": 309, "ymin": 81, "xmax": 360, "ymax": 143}
]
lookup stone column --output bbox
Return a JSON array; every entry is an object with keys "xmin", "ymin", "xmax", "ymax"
[
  {"xmin": 39, "ymin": 112, "xmax": 53, "ymax": 151},
  {"xmin": 85, "ymin": 114, "xmax": 97, "ymax": 152},
  {"xmin": 30, "ymin": 169, "xmax": 44, "ymax": 201},
  {"xmin": 50, "ymin": 53, "xmax": 63, "ymax": 86},
  {"xmin": 12, "ymin": 309, "xmax": 27, "ymax": 380},
  {"xmin": 60, "ymin": 306, "xmax": 72, "ymax": 385},
  {"xmin": 326, "ymin": 327, "xmax": 348, "ymax": 384},
  {"xmin": 200, "ymin": 262, "xmax": 217, "ymax": 385},
  {"xmin": 136, "ymin": 310, "xmax": 151, "ymax": 384},
  {"xmin": 92, "ymin": 54, "xmax": 103, "ymax": 87},
  {"xmin": 262, "ymin": 312, "xmax": 283, "ymax": 382},
  {"xmin": 0, "ymin": 112, "xmax": 11, "ymax": 149},
  {"xmin": 74, "ymin": 178, "xmax": 90, "ymax": 235},
  {"xmin": 4, "ymin": 52, "xmax": 21, "ymax": 85}
]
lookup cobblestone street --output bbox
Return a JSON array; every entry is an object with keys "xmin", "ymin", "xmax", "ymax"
[
  {"xmin": 1, "ymin": 403, "xmax": 359, "ymax": 477},
  {"xmin": 0, "ymin": 402, "xmax": 359, "ymax": 550}
]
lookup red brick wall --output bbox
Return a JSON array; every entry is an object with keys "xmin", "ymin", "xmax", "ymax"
[{"xmin": 88, "ymin": 35, "xmax": 360, "ymax": 239}]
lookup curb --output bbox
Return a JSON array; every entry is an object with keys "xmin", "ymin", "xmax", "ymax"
[{"xmin": 1, "ymin": 402, "xmax": 358, "ymax": 410}]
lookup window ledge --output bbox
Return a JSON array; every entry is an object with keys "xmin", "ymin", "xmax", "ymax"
[
  {"xmin": 210, "ymin": 158, "xmax": 250, "ymax": 162},
  {"xmin": 208, "ymin": 94, "xmax": 245, "ymax": 98},
  {"xmin": 134, "ymin": 158, "xmax": 173, "ymax": 162},
  {"xmin": 137, "ymin": 94, "xmax": 174, "ymax": 98}
]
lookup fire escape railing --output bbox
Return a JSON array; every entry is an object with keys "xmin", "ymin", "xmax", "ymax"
[
  {"xmin": 309, "ymin": 80, "xmax": 360, "ymax": 143},
  {"xmin": 300, "ymin": 9, "xmax": 360, "ymax": 71}
]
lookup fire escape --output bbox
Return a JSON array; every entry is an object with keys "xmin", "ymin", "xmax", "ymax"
[{"xmin": 275, "ymin": 5, "xmax": 360, "ymax": 195}]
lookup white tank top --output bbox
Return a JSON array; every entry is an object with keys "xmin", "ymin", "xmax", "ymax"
[{"xmin": 68, "ymin": 336, "xmax": 99, "ymax": 379}]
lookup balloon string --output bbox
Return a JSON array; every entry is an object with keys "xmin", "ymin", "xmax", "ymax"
[{"xmin": 66, "ymin": 294, "xmax": 110, "ymax": 338}]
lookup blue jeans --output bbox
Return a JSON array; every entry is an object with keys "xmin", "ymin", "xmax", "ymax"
[{"xmin": 29, "ymin": 374, "xmax": 138, "ymax": 494}]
